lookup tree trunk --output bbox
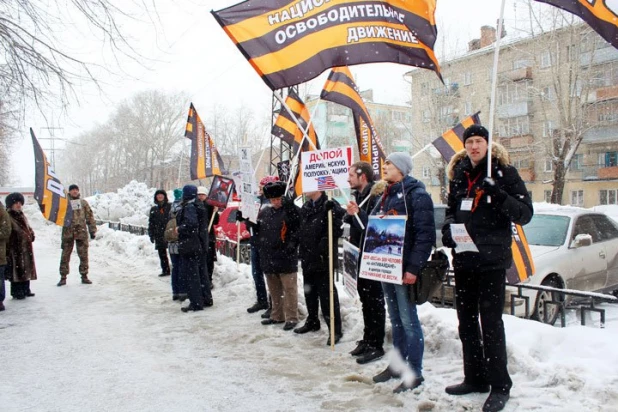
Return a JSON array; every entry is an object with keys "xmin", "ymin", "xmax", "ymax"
[{"xmin": 551, "ymin": 161, "xmax": 567, "ymax": 205}]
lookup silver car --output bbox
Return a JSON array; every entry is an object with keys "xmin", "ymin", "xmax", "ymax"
[{"xmin": 511, "ymin": 207, "xmax": 618, "ymax": 324}]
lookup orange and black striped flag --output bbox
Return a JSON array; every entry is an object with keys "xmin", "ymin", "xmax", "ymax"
[
  {"xmin": 320, "ymin": 66, "xmax": 386, "ymax": 180},
  {"xmin": 431, "ymin": 112, "xmax": 481, "ymax": 162},
  {"xmin": 185, "ymin": 103, "xmax": 227, "ymax": 180},
  {"xmin": 31, "ymin": 128, "xmax": 73, "ymax": 227},
  {"xmin": 272, "ymin": 90, "xmax": 320, "ymax": 196},
  {"xmin": 506, "ymin": 223, "xmax": 535, "ymax": 284},
  {"xmin": 535, "ymin": 0, "xmax": 618, "ymax": 49},
  {"xmin": 211, "ymin": 0, "xmax": 442, "ymax": 90}
]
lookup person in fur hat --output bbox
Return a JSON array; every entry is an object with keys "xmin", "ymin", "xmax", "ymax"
[
  {"xmin": 149, "ymin": 189, "xmax": 171, "ymax": 277},
  {"xmin": 5, "ymin": 193, "xmax": 37, "ymax": 299},
  {"xmin": 441, "ymin": 125, "xmax": 533, "ymax": 412}
]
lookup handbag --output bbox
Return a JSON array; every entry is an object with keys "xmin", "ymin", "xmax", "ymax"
[
  {"xmin": 409, "ymin": 249, "xmax": 449, "ymax": 305},
  {"xmin": 164, "ymin": 218, "xmax": 178, "ymax": 243}
]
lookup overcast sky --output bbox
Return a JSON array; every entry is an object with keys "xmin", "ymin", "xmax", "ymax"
[{"xmin": 12, "ymin": 0, "xmax": 534, "ymax": 187}]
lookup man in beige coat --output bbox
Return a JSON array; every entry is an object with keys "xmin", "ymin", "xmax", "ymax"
[
  {"xmin": 58, "ymin": 184, "xmax": 97, "ymax": 286},
  {"xmin": 0, "ymin": 200, "xmax": 12, "ymax": 311}
]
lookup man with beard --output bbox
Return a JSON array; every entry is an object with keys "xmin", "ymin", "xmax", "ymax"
[
  {"xmin": 344, "ymin": 161, "xmax": 386, "ymax": 363},
  {"xmin": 148, "ymin": 189, "xmax": 171, "ymax": 277},
  {"xmin": 58, "ymin": 184, "xmax": 97, "ymax": 286}
]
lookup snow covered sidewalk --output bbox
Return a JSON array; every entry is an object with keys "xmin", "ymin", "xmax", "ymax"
[{"xmin": 2, "ymin": 208, "xmax": 618, "ymax": 411}]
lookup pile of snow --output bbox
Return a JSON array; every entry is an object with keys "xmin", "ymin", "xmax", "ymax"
[{"xmin": 86, "ymin": 181, "xmax": 160, "ymax": 226}]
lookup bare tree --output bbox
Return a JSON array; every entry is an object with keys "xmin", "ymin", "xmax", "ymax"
[{"xmin": 0, "ymin": 0, "xmax": 157, "ymax": 115}]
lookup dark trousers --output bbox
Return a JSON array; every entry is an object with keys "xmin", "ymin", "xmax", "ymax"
[
  {"xmin": 0, "ymin": 265, "xmax": 5, "ymax": 302},
  {"xmin": 157, "ymin": 247, "xmax": 170, "ymax": 276},
  {"xmin": 357, "ymin": 276, "xmax": 386, "ymax": 349},
  {"xmin": 302, "ymin": 269, "xmax": 342, "ymax": 334},
  {"xmin": 454, "ymin": 268, "xmax": 512, "ymax": 394},
  {"xmin": 170, "ymin": 253, "xmax": 185, "ymax": 295},
  {"xmin": 251, "ymin": 244, "xmax": 268, "ymax": 304},
  {"xmin": 207, "ymin": 242, "xmax": 216, "ymax": 283},
  {"xmin": 199, "ymin": 253, "xmax": 212, "ymax": 301},
  {"xmin": 11, "ymin": 281, "xmax": 31, "ymax": 299},
  {"xmin": 181, "ymin": 254, "xmax": 211, "ymax": 309}
]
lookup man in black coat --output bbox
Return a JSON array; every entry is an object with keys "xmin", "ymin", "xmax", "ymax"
[
  {"xmin": 344, "ymin": 161, "xmax": 386, "ymax": 363},
  {"xmin": 442, "ymin": 125, "xmax": 533, "ymax": 412},
  {"xmin": 257, "ymin": 181, "xmax": 301, "ymax": 331},
  {"xmin": 197, "ymin": 186, "xmax": 219, "ymax": 287},
  {"xmin": 176, "ymin": 185, "xmax": 213, "ymax": 312},
  {"xmin": 148, "ymin": 189, "xmax": 171, "ymax": 277},
  {"xmin": 295, "ymin": 191, "xmax": 345, "ymax": 345}
]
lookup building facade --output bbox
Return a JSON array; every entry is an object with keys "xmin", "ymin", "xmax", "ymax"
[{"xmin": 405, "ymin": 25, "xmax": 618, "ymax": 208}]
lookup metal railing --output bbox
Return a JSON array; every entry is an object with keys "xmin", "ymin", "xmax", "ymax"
[
  {"xmin": 96, "ymin": 220, "xmax": 148, "ymax": 236},
  {"xmin": 430, "ymin": 271, "xmax": 618, "ymax": 328}
]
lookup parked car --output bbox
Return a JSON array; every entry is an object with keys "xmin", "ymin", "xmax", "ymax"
[
  {"xmin": 214, "ymin": 202, "xmax": 251, "ymax": 264},
  {"xmin": 510, "ymin": 207, "xmax": 618, "ymax": 324}
]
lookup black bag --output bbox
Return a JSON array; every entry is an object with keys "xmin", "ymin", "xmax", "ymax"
[{"xmin": 409, "ymin": 249, "xmax": 449, "ymax": 305}]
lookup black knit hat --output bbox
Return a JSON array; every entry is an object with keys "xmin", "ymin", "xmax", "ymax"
[
  {"xmin": 462, "ymin": 125, "xmax": 489, "ymax": 144},
  {"xmin": 68, "ymin": 184, "xmax": 79, "ymax": 192},
  {"xmin": 263, "ymin": 181, "xmax": 286, "ymax": 199},
  {"xmin": 5, "ymin": 192, "xmax": 25, "ymax": 209}
]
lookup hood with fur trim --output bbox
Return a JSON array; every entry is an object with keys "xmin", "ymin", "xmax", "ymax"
[
  {"xmin": 153, "ymin": 189, "xmax": 169, "ymax": 204},
  {"xmin": 447, "ymin": 142, "xmax": 510, "ymax": 180}
]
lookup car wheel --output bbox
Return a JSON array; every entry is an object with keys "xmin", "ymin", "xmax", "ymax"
[{"xmin": 531, "ymin": 277, "xmax": 563, "ymax": 325}]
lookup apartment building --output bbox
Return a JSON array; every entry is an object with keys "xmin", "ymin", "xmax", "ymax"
[{"xmin": 405, "ymin": 24, "xmax": 618, "ymax": 208}]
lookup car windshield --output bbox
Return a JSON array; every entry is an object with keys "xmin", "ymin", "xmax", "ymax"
[{"xmin": 524, "ymin": 214, "xmax": 570, "ymax": 246}]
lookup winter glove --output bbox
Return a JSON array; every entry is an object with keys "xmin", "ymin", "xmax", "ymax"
[
  {"xmin": 441, "ymin": 224, "xmax": 457, "ymax": 249},
  {"xmin": 235, "ymin": 210, "xmax": 245, "ymax": 222},
  {"xmin": 149, "ymin": 236, "xmax": 154, "ymax": 243},
  {"xmin": 324, "ymin": 200, "xmax": 335, "ymax": 211},
  {"xmin": 90, "ymin": 232, "xmax": 96, "ymax": 240},
  {"xmin": 481, "ymin": 177, "xmax": 508, "ymax": 204}
]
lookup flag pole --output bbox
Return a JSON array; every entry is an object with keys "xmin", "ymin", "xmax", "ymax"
[
  {"xmin": 177, "ymin": 138, "xmax": 186, "ymax": 188},
  {"xmin": 411, "ymin": 143, "xmax": 433, "ymax": 160},
  {"xmin": 273, "ymin": 92, "xmax": 364, "ymax": 229},
  {"xmin": 328, "ymin": 190, "xmax": 335, "ymax": 351},
  {"xmin": 487, "ymin": 0, "xmax": 507, "ymax": 178}
]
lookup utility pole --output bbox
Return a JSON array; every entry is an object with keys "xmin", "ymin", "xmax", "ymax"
[{"xmin": 39, "ymin": 127, "xmax": 64, "ymax": 169}]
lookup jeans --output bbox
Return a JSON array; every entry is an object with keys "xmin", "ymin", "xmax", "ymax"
[
  {"xmin": 170, "ymin": 253, "xmax": 185, "ymax": 295},
  {"xmin": 251, "ymin": 244, "xmax": 267, "ymax": 304},
  {"xmin": 382, "ymin": 282, "xmax": 424, "ymax": 377},
  {"xmin": 0, "ymin": 265, "xmax": 5, "ymax": 303}
]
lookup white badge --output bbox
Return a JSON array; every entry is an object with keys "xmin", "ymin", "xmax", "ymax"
[
  {"xmin": 460, "ymin": 198, "xmax": 473, "ymax": 211},
  {"xmin": 70, "ymin": 199, "xmax": 82, "ymax": 210}
]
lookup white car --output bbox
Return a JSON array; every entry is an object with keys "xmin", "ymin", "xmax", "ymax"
[{"xmin": 510, "ymin": 207, "xmax": 618, "ymax": 324}]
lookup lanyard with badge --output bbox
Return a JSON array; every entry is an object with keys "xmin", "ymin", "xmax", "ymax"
[{"xmin": 460, "ymin": 171, "xmax": 482, "ymax": 212}]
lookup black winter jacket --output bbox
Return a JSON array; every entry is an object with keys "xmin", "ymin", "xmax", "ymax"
[
  {"xmin": 299, "ymin": 193, "xmax": 345, "ymax": 273},
  {"xmin": 257, "ymin": 200, "xmax": 301, "ymax": 274},
  {"xmin": 444, "ymin": 145, "xmax": 533, "ymax": 271},
  {"xmin": 176, "ymin": 200, "xmax": 209, "ymax": 256},
  {"xmin": 369, "ymin": 176, "xmax": 435, "ymax": 276},
  {"xmin": 148, "ymin": 190, "xmax": 171, "ymax": 250}
]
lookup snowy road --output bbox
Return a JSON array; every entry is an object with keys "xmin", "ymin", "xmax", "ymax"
[{"xmin": 2, "ymin": 209, "xmax": 618, "ymax": 411}]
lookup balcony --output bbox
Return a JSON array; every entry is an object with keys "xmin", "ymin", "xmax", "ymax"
[
  {"xmin": 599, "ymin": 166, "xmax": 618, "ymax": 179},
  {"xmin": 580, "ymin": 46, "xmax": 618, "ymax": 67},
  {"xmin": 500, "ymin": 67, "xmax": 533, "ymax": 82},
  {"xmin": 496, "ymin": 100, "xmax": 533, "ymax": 119},
  {"xmin": 432, "ymin": 83, "xmax": 460, "ymax": 97},
  {"xmin": 586, "ymin": 85, "xmax": 618, "ymax": 104}
]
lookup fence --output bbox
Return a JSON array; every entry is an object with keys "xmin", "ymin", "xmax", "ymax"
[{"xmin": 96, "ymin": 220, "xmax": 618, "ymax": 328}]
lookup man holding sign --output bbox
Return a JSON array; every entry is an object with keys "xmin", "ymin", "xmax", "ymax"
[
  {"xmin": 355, "ymin": 153, "xmax": 435, "ymax": 393},
  {"xmin": 441, "ymin": 125, "xmax": 532, "ymax": 412}
]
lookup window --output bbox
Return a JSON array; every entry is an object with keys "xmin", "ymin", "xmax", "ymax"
[
  {"xmin": 544, "ymin": 190, "xmax": 552, "ymax": 203},
  {"xmin": 566, "ymin": 44, "xmax": 578, "ymax": 62},
  {"xmin": 497, "ymin": 80, "xmax": 531, "ymax": 105},
  {"xmin": 541, "ymin": 86, "xmax": 555, "ymax": 101},
  {"xmin": 540, "ymin": 50, "xmax": 552, "ymax": 68},
  {"xmin": 542, "ymin": 121, "xmax": 554, "ymax": 137},
  {"xmin": 463, "ymin": 72, "xmax": 472, "ymax": 86},
  {"xmin": 603, "ymin": 152, "xmax": 618, "ymax": 167},
  {"xmin": 422, "ymin": 166, "xmax": 431, "ymax": 179},
  {"xmin": 464, "ymin": 101, "xmax": 473, "ymax": 116},
  {"xmin": 592, "ymin": 214, "xmax": 618, "ymax": 241},
  {"xmin": 571, "ymin": 190, "xmax": 584, "ymax": 207},
  {"xmin": 513, "ymin": 159, "xmax": 530, "ymax": 169},
  {"xmin": 497, "ymin": 116, "xmax": 530, "ymax": 137},
  {"xmin": 513, "ymin": 59, "xmax": 532, "ymax": 69},
  {"xmin": 422, "ymin": 109, "xmax": 431, "ymax": 123},
  {"xmin": 545, "ymin": 159, "xmax": 553, "ymax": 172},
  {"xmin": 573, "ymin": 215, "xmax": 601, "ymax": 242},
  {"xmin": 599, "ymin": 189, "xmax": 618, "ymax": 205},
  {"xmin": 570, "ymin": 154, "xmax": 583, "ymax": 171}
]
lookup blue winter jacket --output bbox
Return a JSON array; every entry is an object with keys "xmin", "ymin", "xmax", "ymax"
[{"xmin": 367, "ymin": 176, "xmax": 436, "ymax": 276}]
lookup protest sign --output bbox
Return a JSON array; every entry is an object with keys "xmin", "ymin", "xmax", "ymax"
[
  {"xmin": 342, "ymin": 240, "xmax": 360, "ymax": 299},
  {"xmin": 300, "ymin": 146, "xmax": 352, "ymax": 193},
  {"xmin": 359, "ymin": 215, "xmax": 406, "ymax": 285}
]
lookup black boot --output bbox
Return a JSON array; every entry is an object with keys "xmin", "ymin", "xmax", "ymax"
[
  {"xmin": 293, "ymin": 322, "xmax": 320, "ymax": 334},
  {"xmin": 247, "ymin": 301, "xmax": 269, "ymax": 313},
  {"xmin": 326, "ymin": 333, "xmax": 342, "ymax": 346},
  {"xmin": 445, "ymin": 381, "xmax": 490, "ymax": 396},
  {"xmin": 261, "ymin": 307, "xmax": 272, "ymax": 319},
  {"xmin": 81, "ymin": 277, "xmax": 92, "ymax": 285},
  {"xmin": 356, "ymin": 347, "xmax": 385, "ymax": 364},
  {"xmin": 181, "ymin": 305, "xmax": 204, "ymax": 313},
  {"xmin": 57, "ymin": 277, "xmax": 67, "ymax": 287},
  {"xmin": 393, "ymin": 377, "xmax": 424, "ymax": 393},
  {"xmin": 350, "ymin": 341, "xmax": 368, "ymax": 356},
  {"xmin": 372, "ymin": 367, "xmax": 400, "ymax": 383},
  {"xmin": 482, "ymin": 392, "xmax": 510, "ymax": 412}
]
